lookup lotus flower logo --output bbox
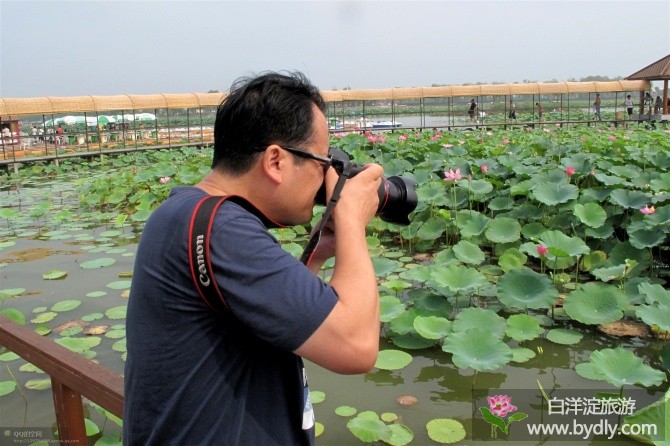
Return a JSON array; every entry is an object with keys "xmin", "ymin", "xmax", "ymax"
[{"xmin": 481, "ymin": 395, "xmax": 528, "ymax": 436}]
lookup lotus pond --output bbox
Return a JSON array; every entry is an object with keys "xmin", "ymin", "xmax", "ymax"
[{"xmin": 0, "ymin": 126, "xmax": 669, "ymax": 445}]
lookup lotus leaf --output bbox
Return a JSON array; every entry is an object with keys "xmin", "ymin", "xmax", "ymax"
[
  {"xmin": 51, "ymin": 300, "xmax": 81, "ymax": 312},
  {"xmin": 0, "ymin": 381, "xmax": 17, "ymax": 397},
  {"xmin": 380, "ymin": 295, "xmax": 406, "ymax": 323},
  {"xmin": 347, "ymin": 411, "xmax": 393, "ymax": 443},
  {"xmin": 498, "ymin": 248, "xmax": 527, "ymax": 272},
  {"xmin": 591, "ymin": 264, "xmax": 627, "ymax": 282},
  {"xmin": 459, "ymin": 179, "xmax": 493, "ymax": 196},
  {"xmin": 609, "ymin": 189, "xmax": 651, "ymax": 209},
  {"xmin": 335, "ymin": 406, "xmax": 357, "ymax": 417},
  {"xmin": 546, "ymin": 328, "xmax": 583, "ymax": 345},
  {"xmin": 452, "ymin": 307, "xmax": 507, "ymax": 338},
  {"xmin": 564, "ymin": 283, "xmax": 629, "ymax": 325},
  {"xmin": 575, "ymin": 347, "xmax": 666, "ymax": 388},
  {"xmin": 638, "ymin": 282, "xmax": 670, "ymax": 305},
  {"xmin": 426, "ymin": 418, "xmax": 466, "ymax": 444},
  {"xmin": 105, "ymin": 305, "xmax": 127, "ymax": 320},
  {"xmin": 413, "ymin": 316, "xmax": 452, "ymax": 340},
  {"xmin": 497, "ymin": 268, "xmax": 558, "ymax": 310},
  {"xmin": 456, "ymin": 211, "xmax": 491, "ymax": 238},
  {"xmin": 488, "ymin": 196, "xmax": 514, "ymax": 211},
  {"xmin": 505, "ymin": 314, "xmax": 544, "ymax": 341},
  {"xmin": 622, "ymin": 388, "xmax": 669, "ymax": 445},
  {"xmin": 42, "ymin": 269, "xmax": 68, "ymax": 280},
  {"xmin": 628, "ymin": 228, "xmax": 667, "ymax": 249},
  {"xmin": 416, "ymin": 216, "xmax": 446, "ymax": 241},
  {"xmin": 25, "ymin": 378, "xmax": 51, "ymax": 390},
  {"xmin": 580, "ymin": 251, "xmax": 607, "ymax": 271},
  {"xmin": 636, "ymin": 303, "xmax": 670, "ymax": 333},
  {"xmin": 373, "ymin": 257, "xmax": 402, "ymax": 276},
  {"xmin": 532, "ymin": 182, "xmax": 579, "ymax": 205},
  {"xmin": 539, "ymin": 230, "xmax": 590, "ymax": 257},
  {"xmin": 511, "ymin": 347, "xmax": 536, "ymax": 363},
  {"xmin": 452, "ymin": 240, "xmax": 485, "ymax": 265},
  {"xmin": 375, "ymin": 349, "xmax": 413, "ymax": 370},
  {"xmin": 573, "ymin": 202, "xmax": 607, "ymax": 228},
  {"xmin": 585, "ymin": 223, "xmax": 614, "ymax": 239},
  {"xmin": 430, "ymin": 265, "xmax": 487, "ymax": 293},
  {"xmin": 80, "ymin": 257, "xmax": 116, "ymax": 269},
  {"xmin": 1, "ymin": 308, "xmax": 25, "ymax": 325},
  {"xmin": 443, "ymin": 328, "xmax": 512, "ymax": 372},
  {"xmin": 485, "ymin": 217, "xmax": 521, "ymax": 243}
]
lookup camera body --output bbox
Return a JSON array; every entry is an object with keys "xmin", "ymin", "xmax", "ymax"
[{"xmin": 316, "ymin": 148, "xmax": 418, "ymax": 225}]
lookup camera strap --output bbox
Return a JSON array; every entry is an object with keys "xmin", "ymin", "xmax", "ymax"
[
  {"xmin": 188, "ymin": 195, "xmax": 231, "ymax": 315},
  {"xmin": 300, "ymin": 163, "xmax": 352, "ymax": 265}
]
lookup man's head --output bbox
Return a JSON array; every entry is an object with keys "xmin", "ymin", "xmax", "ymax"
[{"xmin": 212, "ymin": 72, "xmax": 326, "ymax": 174}]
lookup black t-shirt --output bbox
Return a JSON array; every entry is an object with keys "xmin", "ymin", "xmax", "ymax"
[{"xmin": 123, "ymin": 187, "xmax": 337, "ymax": 445}]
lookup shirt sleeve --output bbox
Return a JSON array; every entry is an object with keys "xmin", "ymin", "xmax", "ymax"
[{"xmin": 209, "ymin": 205, "xmax": 339, "ymax": 352}]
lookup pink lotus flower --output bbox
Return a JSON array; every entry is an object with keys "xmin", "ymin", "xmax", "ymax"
[
  {"xmin": 487, "ymin": 395, "xmax": 517, "ymax": 417},
  {"xmin": 501, "ymin": 138, "xmax": 510, "ymax": 145},
  {"xmin": 443, "ymin": 143, "xmax": 454, "ymax": 149},
  {"xmin": 609, "ymin": 135, "xmax": 617, "ymax": 141},
  {"xmin": 640, "ymin": 205, "xmax": 656, "ymax": 215},
  {"xmin": 486, "ymin": 131, "xmax": 493, "ymax": 136},
  {"xmin": 480, "ymin": 165, "xmax": 488, "ymax": 173},
  {"xmin": 398, "ymin": 134, "xmax": 408, "ymax": 141},
  {"xmin": 565, "ymin": 167, "xmax": 575, "ymax": 176},
  {"xmin": 159, "ymin": 176, "xmax": 171, "ymax": 184},
  {"xmin": 443, "ymin": 168, "xmax": 462, "ymax": 182},
  {"xmin": 537, "ymin": 244, "xmax": 549, "ymax": 257}
]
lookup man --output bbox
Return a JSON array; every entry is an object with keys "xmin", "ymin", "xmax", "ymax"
[{"xmin": 123, "ymin": 72, "xmax": 383, "ymax": 445}]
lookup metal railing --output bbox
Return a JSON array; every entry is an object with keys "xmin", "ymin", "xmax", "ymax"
[{"xmin": 0, "ymin": 315, "xmax": 123, "ymax": 445}]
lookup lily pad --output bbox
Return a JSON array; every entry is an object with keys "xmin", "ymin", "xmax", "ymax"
[
  {"xmin": 532, "ymin": 182, "xmax": 579, "ymax": 205},
  {"xmin": 636, "ymin": 303, "xmax": 670, "ymax": 333},
  {"xmin": 575, "ymin": 347, "xmax": 666, "ymax": 388},
  {"xmin": 546, "ymin": 328, "xmax": 582, "ymax": 345},
  {"xmin": 431, "ymin": 265, "xmax": 487, "ymax": 293},
  {"xmin": 573, "ymin": 202, "xmax": 607, "ymax": 228},
  {"xmin": 51, "ymin": 300, "xmax": 82, "ymax": 312},
  {"xmin": 452, "ymin": 240, "xmax": 485, "ymax": 265},
  {"xmin": 80, "ymin": 257, "xmax": 116, "ymax": 269},
  {"xmin": 426, "ymin": 418, "xmax": 466, "ymax": 444},
  {"xmin": 442, "ymin": 328, "xmax": 512, "ymax": 372},
  {"xmin": 505, "ymin": 314, "xmax": 544, "ymax": 341},
  {"xmin": 622, "ymin": 388, "xmax": 669, "ymax": 444},
  {"xmin": 413, "ymin": 316, "xmax": 452, "ymax": 340},
  {"xmin": 42, "ymin": 269, "xmax": 68, "ymax": 280},
  {"xmin": 563, "ymin": 283, "xmax": 629, "ymax": 325},
  {"xmin": 0, "ymin": 380, "xmax": 17, "ymax": 397},
  {"xmin": 375, "ymin": 349, "xmax": 413, "ymax": 371},
  {"xmin": 485, "ymin": 217, "xmax": 521, "ymax": 243},
  {"xmin": 497, "ymin": 267, "xmax": 558, "ymax": 310},
  {"xmin": 347, "ymin": 411, "xmax": 392, "ymax": 443},
  {"xmin": 335, "ymin": 406, "xmax": 357, "ymax": 417},
  {"xmin": 452, "ymin": 307, "xmax": 507, "ymax": 338}
]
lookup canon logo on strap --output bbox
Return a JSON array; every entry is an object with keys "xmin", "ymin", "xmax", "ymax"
[{"xmin": 195, "ymin": 234, "xmax": 211, "ymax": 286}]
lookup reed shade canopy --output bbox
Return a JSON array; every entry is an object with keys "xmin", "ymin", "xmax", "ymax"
[
  {"xmin": 626, "ymin": 53, "xmax": 670, "ymax": 114},
  {"xmin": 0, "ymin": 80, "xmax": 651, "ymax": 119}
]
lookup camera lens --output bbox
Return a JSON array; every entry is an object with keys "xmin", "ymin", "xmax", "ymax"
[{"xmin": 377, "ymin": 176, "xmax": 418, "ymax": 225}]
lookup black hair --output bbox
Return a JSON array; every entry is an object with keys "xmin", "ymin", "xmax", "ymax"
[{"xmin": 211, "ymin": 71, "xmax": 326, "ymax": 174}]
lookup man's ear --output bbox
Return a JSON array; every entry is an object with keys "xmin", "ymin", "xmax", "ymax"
[{"xmin": 262, "ymin": 145, "xmax": 285, "ymax": 184}]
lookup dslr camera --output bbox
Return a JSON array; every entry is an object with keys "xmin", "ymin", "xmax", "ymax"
[{"xmin": 316, "ymin": 148, "xmax": 418, "ymax": 225}]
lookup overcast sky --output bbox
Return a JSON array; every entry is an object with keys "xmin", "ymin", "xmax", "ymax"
[{"xmin": 1, "ymin": 0, "xmax": 669, "ymax": 98}]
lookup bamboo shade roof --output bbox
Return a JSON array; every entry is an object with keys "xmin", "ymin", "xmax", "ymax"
[{"xmin": 0, "ymin": 80, "xmax": 650, "ymax": 118}]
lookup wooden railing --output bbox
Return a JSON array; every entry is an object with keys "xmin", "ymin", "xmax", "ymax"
[{"xmin": 0, "ymin": 315, "xmax": 123, "ymax": 445}]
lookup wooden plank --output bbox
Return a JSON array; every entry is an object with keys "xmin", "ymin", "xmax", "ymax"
[
  {"xmin": 52, "ymin": 379, "xmax": 88, "ymax": 445},
  {"xmin": 0, "ymin": 316, "xmax": 124, "ymax": 417}
]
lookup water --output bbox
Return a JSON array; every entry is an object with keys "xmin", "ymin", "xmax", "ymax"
[{"xmin": 0, "ymin": 176, "xmax": 666, "ymax": 445}]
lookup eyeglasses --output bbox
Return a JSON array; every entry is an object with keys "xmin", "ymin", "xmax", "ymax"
[{"xmin": 279, "ymin": 146, "xmax": 332, "ymax": 173}]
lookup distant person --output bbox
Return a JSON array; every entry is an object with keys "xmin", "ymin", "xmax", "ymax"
[
  {"xmin": 654, "ymin": 95, "xmax": 662, "ymax": 114},
  {"xmin": 508, "ymin": 99, "xmax": 517, "ymax": 121},
  {"xmin": 593, "ymin": 93, "xmax": 602, "ymax": 121},
  {"xmin": 535, "ymin": 102, "xmax": 544, "ymax": 123},
  {"xmin": 625, "ymin": 95, "xmax": 634, "ymax": 118},
  {"xmin": 644, "ymin": 92, "xmax": 653, "ymax": 115},
  {"xmin": 468, "ymin": 98, "xmax": 477, "ymax": 123}
]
